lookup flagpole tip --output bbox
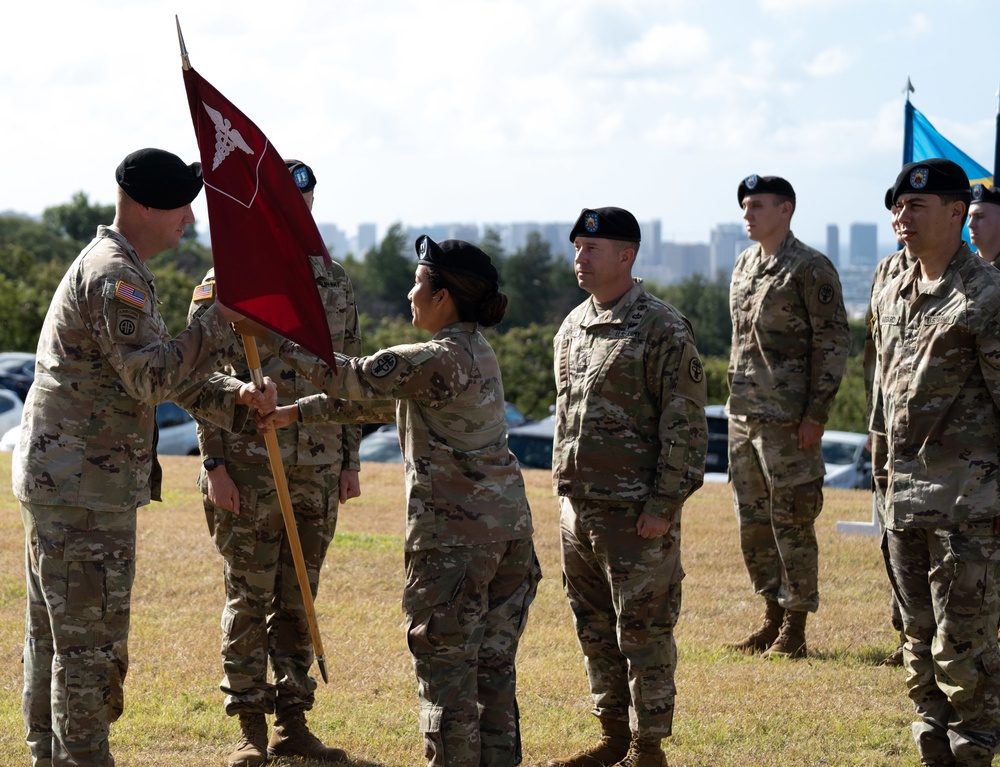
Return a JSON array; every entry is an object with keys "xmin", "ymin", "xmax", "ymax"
[{"xmin": 176, "ymin": 15, "xmax": 191, "ymax": 70}]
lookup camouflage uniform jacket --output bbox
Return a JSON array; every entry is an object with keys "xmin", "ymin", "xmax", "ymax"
[
  {"xmin": 275, "ymin": 322, "xmax": 533, "ymax": 552},
  {"xmin": 552, "ymin": 280, "xmax": 708, "ymax": 524},
  {"xmin": 864, "ymin": 248, "xmax": 914, "ymax": 418},
  {"xmin": 187, "ymin": 259, "xmax": 361, "ymax": 469},
  {"xmin": 728, "ymin": 231, "xmax": 850, "ymax": 424},
  {"xmin": 13, "ymin": 226, "xmax": 247, "ymax": 512},
  {"xmin": 870, "ymin": 244, "xmax": 1000, "ymax": 528}
]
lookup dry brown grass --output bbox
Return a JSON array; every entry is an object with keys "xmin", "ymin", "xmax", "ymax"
[{"xmin": 0, "ymin": 454, "xmax": 918, "ymax": 766}]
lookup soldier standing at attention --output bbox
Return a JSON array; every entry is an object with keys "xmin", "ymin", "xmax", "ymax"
[
  {"xmin": 968, "ymin": 183, "xmax": 1000, "ymax": 266},
  {"xmin": 725, "ymin": 175, "xmax": 849, "ymax": 659},
  {"xmin": 545, "ymin": 207, "xmax": 708, "ymax": 767},
  {"xmin": 872, "ymin": 158, "xmax": 1000, "ymax": 767},
  {"xmin": 14, "ymin": 148, "xmax": 276, "ymax": 767},
  {"xmin": 255, "ymin": 236, "xmax": 541, "ymax": 767},
  {"xmin": 865, "ymin": 188, "xmax": 914, "ymax": 669},
  {"xmin": 187, "ymin": 160, "xmax": 361, "ymax": 767}
]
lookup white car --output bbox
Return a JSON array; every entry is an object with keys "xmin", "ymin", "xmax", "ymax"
[{"xmin": 0, "ymin": 400, "xmax": 200, "ymax": 456}]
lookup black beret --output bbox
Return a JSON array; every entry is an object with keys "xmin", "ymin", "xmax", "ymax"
[
  {"xmin": 737, "ymin": 175, "xmax": 795, "ymax": 206},
  {"xmin": 285, "ymin": 159, "xmax": 317, "ymax": 192},
  {"xmin": 116, "ymin": 148, "xmax": 203, "ymax": 209},
  {"xmin": 415, "ymin": 235, "xmax": 498, "ymax": 287},
  {"xmin": 971, "ymin": 183, "xmax": 1000, "ymax": 207},
  {"xmin": 568, "ymin": 207, "xmax": 641, "ymax": 243},
  {"xmin": 890, "ymin": 159, "xmax": 970, "ymax": 206}
]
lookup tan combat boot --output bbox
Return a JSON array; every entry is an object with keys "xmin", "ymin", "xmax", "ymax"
[
  {"xmin": 268, "ymin": 710, "xmax": 348, "ymax": 762},
  {"xmin": 762, "ymin": 610, "xmax": 808, "ymax": 659},
  {"xmin": 546, "ymin": 717, "xmax": 632, "ymax": 767},
  {"xmin": 611, "ymin": 736, "xmax": 668, "ymax": 767},
  {"xmin": 724, "ymin": 599, "xmax": 784, "ymax": 654},
  {"xmin": 227, "ymin": 713, "xmax": 268, "ymax": 767}
]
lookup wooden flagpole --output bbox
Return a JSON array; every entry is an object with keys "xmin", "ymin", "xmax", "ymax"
[{"xmin": 176, "ymin": 16, "xmax": 328, "ymax": 683}]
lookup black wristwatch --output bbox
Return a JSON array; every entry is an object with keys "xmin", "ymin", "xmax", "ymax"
[{"xmin": 203, "ymin": 456, "xmax": 226, "ymax": 472}]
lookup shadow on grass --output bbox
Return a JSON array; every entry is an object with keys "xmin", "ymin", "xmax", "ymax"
[{"xmin": 706, "ymin": 644, "xmax": 906, "ymax": 666}]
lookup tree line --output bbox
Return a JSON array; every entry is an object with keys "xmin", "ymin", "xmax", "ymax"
[{"xmin": 0, "ymin": 193, "xmax": 869, "ymax": 431}]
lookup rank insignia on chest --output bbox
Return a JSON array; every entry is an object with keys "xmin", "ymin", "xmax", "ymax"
[
  {"xmin": 114, "ymin": 280, "xmax": 148, "ymax": 309},
  {"xmin": 192, "ymin": 282, "xmax": 215, "ymax": 301}
]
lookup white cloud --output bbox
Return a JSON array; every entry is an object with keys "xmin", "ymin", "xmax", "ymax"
[{"xmin": 804, "ymin": 46, "xmax": 854, "ymax": 77}]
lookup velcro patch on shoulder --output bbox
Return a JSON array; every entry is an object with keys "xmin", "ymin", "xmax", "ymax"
[
  {"xmin": 675, "ymin": 343, "xmax": 708, "ymax": 405},
  {"xmin": 114, "ymin": 280, "xmax": 148, "ymax": 309},
  {"xmin": 192, "ymin": 282, "xmax": 215, "ymax": 301},
  {"xmin": 369, "ymin": 352, "xmax": 399, "ymax": 378}
]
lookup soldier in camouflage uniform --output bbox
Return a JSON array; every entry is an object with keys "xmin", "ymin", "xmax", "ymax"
[
  {"xmin": 256, "ymin": 236, "xmax": 540, "ymax": 767},
  {"xmin": 871, "ymin": 158, "xmax": 1000, "ymax": 767},
  {"xmin": 865, "ymin": 188, "xmax": 912, "ymax": 668},
  {"xmin": 726, "ymin": 175, "xmax": 849, "ymax": 659},
  {"xmin": 545, "ymin": 207, "xmax": 707, "ymax": 767},
  {"xmin": 14, "ymin": 148, "xmax": 276, "ymax": 767},
  {"xmin": 968, "ymin": 183, "xmax": 1000, "ymax": 266},
  {"xmin": 187, "ymin": 161, "xmax": 360, "ymax": 767}
]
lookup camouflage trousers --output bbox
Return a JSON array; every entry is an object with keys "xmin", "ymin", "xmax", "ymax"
[
  {"xmin": 21, "ymin": 502, "xmax": 134, "ymax": 767},
  {"xmin": 728, "ymin": 418, "xmax": 825, "ymax": 613},
  {"xmin": 884, "ymin": 524, "xmax": 1000, "ymax": 767},
  {"xmin": 403, "ymin": 538, "xmax": 540, "ymax": 767},
  {"xmin": 203, "ymin": 461, "xmax": 340, "ymax": 717},
  {"xmin": 559, "ymin": 496, "xmax": 683, "ymax": 738}
]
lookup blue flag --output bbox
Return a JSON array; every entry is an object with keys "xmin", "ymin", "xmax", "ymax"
[{"xmin": 904, "ymin": 100, "xmax": 992, "ymax": 186}]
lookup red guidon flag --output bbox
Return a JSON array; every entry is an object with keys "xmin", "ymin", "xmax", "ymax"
[{"xmin": 183, "ymin": 65, "xmax": 336, "ymax": 369}]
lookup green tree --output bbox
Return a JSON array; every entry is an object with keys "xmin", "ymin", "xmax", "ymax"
[
  {"xmin": 479, "ymin": 227, "xmax": 505, "ymax": 262},
  {"xmin": 41, "ymin": 191, "xmax": 115, "ymax": 243},
  {"xmin": 354, "ymin": 223, "xmax": 414, "ymax": 319},
  {"xmin": 501, "ymin": 232, "xmax": 584, "ymax": 329},
  {"xmin": 0, "ymin": 245, "xmax": 66, "ymax": 351},
  {"xmin": 654, "ymin": 274, "xmax": 733, "ymax": 358},
  {"xmin": 0, "ymin": 215, "xmax": 80, "ymax": 264}
]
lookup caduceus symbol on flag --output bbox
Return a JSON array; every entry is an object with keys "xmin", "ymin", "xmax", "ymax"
[{"xmin": 175, "ymin": 16, "xmax": 334, "ymax": 682}]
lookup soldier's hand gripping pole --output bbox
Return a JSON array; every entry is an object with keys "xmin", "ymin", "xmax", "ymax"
[{"xmin": 241, "ymin": 334, "xmax": 329, "ymax": 683}]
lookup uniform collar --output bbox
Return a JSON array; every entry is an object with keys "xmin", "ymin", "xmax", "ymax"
[{"xmin": 97, "ymin": 225, "xmax": 156, "ymax": 286}]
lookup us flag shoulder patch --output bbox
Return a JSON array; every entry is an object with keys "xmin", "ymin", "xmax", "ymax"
[
  {"xmin": 192, "ymin": 282, "xmax": 215, "ymax": 301},
  {"xmin": 114, "ymin": 280, "xmax": 148, "ymax": 309}
]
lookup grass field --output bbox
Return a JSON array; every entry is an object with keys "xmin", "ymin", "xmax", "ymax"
[{"xmin": 0, "ymin": 453, "xmax": 921, "ymax": 766}]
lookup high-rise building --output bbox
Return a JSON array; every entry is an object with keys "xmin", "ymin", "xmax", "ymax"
[
  {"xmin": 356, "ymin": 222, "xmax": 378, "ymax": 254},
  {"xmin": 849, "ymin": 223, "xmax": 878, "ymax": 268},
  {"xmin": 709, "ymin": 223, "xmax": 751, "ymax": 280},
  {"xmin": 826, "ymin": 224, "xmax": 840, "ymax": 267}
]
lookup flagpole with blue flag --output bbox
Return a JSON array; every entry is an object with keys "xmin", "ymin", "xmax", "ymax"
[{"xmin": 902, "ymin": 82, "xmax": 992, "ymax": 187}]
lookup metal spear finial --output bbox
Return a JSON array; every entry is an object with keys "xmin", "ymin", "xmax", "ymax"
[{"xmin": 176, "ymin": 15, "xmax": 191, "ymax": 71}]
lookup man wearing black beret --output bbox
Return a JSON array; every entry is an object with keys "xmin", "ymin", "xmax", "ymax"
[
  {"xmin": 871, "ymin": 158, "xmax": 1000, "ymax": 767},
  {"xmin": 725, "ymin": 175, "xmax": 849, "ymax": 660},
  {"xmin": 968, "ymin": 183, "xmax": 1000, "ymax": 266},
  {"xmin": 548, "ymin": 207, "xmax": 708, "ymax": 767},
  {"xmin": 15, "ymin": 148, "xmax": 277, "ymax": 767}
]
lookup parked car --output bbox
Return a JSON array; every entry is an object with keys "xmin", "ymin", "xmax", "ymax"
[
  {"xmin": 358, "ymin": 402, "xmax": 531, "ymax": 464},
  {"xmin": 0, "ymin": 352, "xmax": 35, "ymax": 402},
  {"xmin": 702, "ymin": 408, "xmax": 872, "ymax": 489},
  {"xmin": 820, "ymin": 430, "xmax": 873, "ymax": 490},
  {"xmin": 0, "ymin": 400, "xmax": 201, "ymax": 456},
  {"xmin": 155, "ymin": 401, "xmax": 200, "ymax": 456},
  {"xmin": 506, "ymin": 416, "xmax": 555, "ymax": 469},
  {"xmin": 0, "ymin": 389, "xmax": 23, "ymax": 436}
]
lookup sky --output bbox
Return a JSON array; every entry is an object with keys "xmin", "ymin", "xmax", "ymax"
[{"xmin": 4, "ymin": 0, "xmax": 1000, "ymax": 251}]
